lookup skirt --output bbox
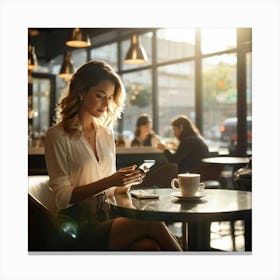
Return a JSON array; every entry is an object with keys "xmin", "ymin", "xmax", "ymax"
[{"xmin": 58, "ymin": 194, "xmax": 115, "ymax": 251}]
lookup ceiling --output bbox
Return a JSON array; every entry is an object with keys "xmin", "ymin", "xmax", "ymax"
[
  {"xmin": 28, "ymin": 28, "xmax": 149, "ymax": 62},
  {"xmin": 28, "ymin": 28, "xmax": 119, "ymax": 62}
]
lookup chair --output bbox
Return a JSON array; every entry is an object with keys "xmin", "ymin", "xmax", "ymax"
[
  {"xmin": 191, "ymin": 162, "xmax": 226, "ymax": 189},
  {"xmin": 28, "ymin": 176, "xmax": 78, "ymax": 251},
  {"xmin": 28, "ymin": 176, "xmax": 58, "ymax": 215},
  {"xmin": 132, "ymin": 163, "xmax": 178, "ymax": 190}
]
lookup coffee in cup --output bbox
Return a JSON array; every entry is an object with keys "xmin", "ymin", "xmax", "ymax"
[{"xmin": 171, "ymin": 173, "xmax": 205, "ymax": 197}]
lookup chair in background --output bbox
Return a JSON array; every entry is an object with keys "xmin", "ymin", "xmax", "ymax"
[
  {"xmin": 132, "ymin": 162, "xmax": 178, "ymax": 190},
  {"xmin": 28, "ymin": 176, "xmax": 79, "ymax": 251},
  {"xmin": 191, "ymin": 162, "xmax": 226, "ymax": 189}
]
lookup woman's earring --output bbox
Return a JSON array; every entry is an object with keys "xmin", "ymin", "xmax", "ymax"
[{"xmin": 79, "ymin": 95, "xmax": 83, "ymax": 101}]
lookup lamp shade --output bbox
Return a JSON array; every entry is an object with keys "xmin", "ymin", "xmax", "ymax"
[
  {"xmin": 28, "ymin": 44, "xmax": 39, "ymax": 70},
  {"xmin": 66, "ymin": 28, "xmax": 91, "ymax": 48},
  {"xmin": 59, "ymin": 51, "xmax": 75, "ymax": 80},
  {"xmin": 124, "ymin": 35, "xmax": 148, "ymax": 64}
]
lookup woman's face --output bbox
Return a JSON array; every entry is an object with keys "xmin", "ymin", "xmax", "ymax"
[
  {"xmin": 80, "ymin": 79, "xmax": 115, "ymax": 118},
  {"xmin": 140, "ymin": 122, "xmax": 152, "ymax": 137},
  {"xmin": 172, "ymin": 125, "xmax": 182, "ymax": 140}
]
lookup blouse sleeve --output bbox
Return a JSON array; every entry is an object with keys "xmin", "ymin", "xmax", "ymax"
[
  {"xmin": 103, "ymin": 127, "xmax": 117, "ymax": 197},
  {"xmin": 45, "ymin": 127, "xmax": 75, "ymax": 210}
]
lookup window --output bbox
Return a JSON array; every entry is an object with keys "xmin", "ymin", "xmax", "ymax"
[
  {"xmin": 201, "ymin": 28, "xmax": 236, "ymax": 54},
  {"xmin": 246, "ymin": 52, "xmax": 252, "ymax": 117},
  {"xmin": 71, "ymin": 49, "xmax": 87, "ymax": 69},
  {"xmin": 156, "ymin": 28, "xmax": 195, "ymax": 63},
  {"xmin": 202, "ymin": 53, "xmax": 237, "ymax": 150},
  {"xmin": 158, "ymin": 62, "xmax": 195, "ymax": 138},
  {"xmin": 121, "ymin": 70, "xmax": 152, "ymax": 140},
  {"xmin": 31, "ymin": 77, "xmax": 51, "ymax": 133},
  {"xmin": 90, "ymin": 43, "xmax": 118, "ymax": 71},
  {"xmin": 246, "ymin": 52, "xmax": 252, "ymax": 153},
  {"xmin": 42, "ymin": 27, "xmax": 251, "ymax": 156}
]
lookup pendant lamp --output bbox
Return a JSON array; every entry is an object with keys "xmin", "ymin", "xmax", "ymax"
[
  {"xmin": 59, "ymin": 51, "xmax": 75, "ymax": 80},
  {"xmin": 66, "ymin": 28, "xmax": 91, "ymax": 48},
  {"xmin": 28, "ymin": 44, "xmax": 39, "ymax": 70},
  {"xmin": 124, "ymin": 35, "xmax": 148, "ymax": 64}
]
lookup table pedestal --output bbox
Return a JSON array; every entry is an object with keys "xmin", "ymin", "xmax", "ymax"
[{"xmin": 182, "ymin": 222, "xmax": 211, "ymax": 251}]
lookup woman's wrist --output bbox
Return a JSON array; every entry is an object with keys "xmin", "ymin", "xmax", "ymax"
[{"xmin": 103, "ymin": 176, "xmax": 112, "ymax": 189}]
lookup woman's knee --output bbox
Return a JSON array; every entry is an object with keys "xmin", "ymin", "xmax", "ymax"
[{"xmin": 128, "ymin": 238, "xmax": 161, "ymax": 251}]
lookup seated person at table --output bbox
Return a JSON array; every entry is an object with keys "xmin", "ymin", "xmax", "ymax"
[
  {"xmin": 45, "ymin": 60, "xmax": 181, "ymax": 251},
  {"xmin": 157, "ymin": 115, "xmax": 209, "ymax": 174},
  {"xmin": 131, "ymin": 114, "xmax": 160, "ymax": 148}
]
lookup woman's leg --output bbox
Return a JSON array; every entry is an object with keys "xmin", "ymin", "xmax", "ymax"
[
  {"xmin": 128, "ymin": 238, "xmax": 161, "ymax": 251},
  {"xmin": 108, "ymin": 217, "xmax": 182, "ymax": 251}
]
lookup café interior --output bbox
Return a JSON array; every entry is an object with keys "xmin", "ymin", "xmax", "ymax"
[{"xmin": 28, "ymin": 27, "xmax": 252, "ymax": 252}]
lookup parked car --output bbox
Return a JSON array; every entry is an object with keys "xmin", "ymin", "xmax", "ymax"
[{"xmin": 219, "ymin": 116, "xmax": 252, "ymax": 152}]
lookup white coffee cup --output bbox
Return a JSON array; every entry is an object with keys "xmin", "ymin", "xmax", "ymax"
[{"xmin": 171, "ymin": 173, "xmax": 205, "ymax": 197}]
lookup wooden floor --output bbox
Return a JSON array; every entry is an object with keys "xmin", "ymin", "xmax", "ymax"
[
  {"xmin": 168, "ymin": 220, "xmax": 245, "ymax": 252},
  {"xmin": 210, "ymin": 221, "xmax": 245, "ymax": 251}
]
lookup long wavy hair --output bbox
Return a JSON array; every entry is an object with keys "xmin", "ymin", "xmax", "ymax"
[
  {"xmin": 55, "ymin": 60, "xmax": 126, "ymax": 137},
  {"xmin": 171, "ymin": 115, "xmax": 204, "ymax": 141},
  {"xmin": 134, "ymin": 114, "xmax": 154, "ymax": 138}
]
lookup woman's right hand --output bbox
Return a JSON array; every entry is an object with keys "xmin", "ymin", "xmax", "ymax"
[
  {"xmin": 107, "ymin": 165, "xmax": 145, "ymax": 187},
  {"xmin": 157, "ymin": 142, "xmax": 167, "ymax": 151}
]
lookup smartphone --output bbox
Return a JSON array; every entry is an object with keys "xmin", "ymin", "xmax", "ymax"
[
  {"xmin": 130, "ymin": 190, "xmax": 159, "ymax": 199},
  {"xmin": 137, "ymin": 160, "xmax": 156, "ymax": 173}
]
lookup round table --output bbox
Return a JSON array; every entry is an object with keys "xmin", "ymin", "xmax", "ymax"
[
  {"xmin": 201, "ymin": 157, "xmax": 250, "ymax": 190},
  {"xmin": 201, "ymin": 156, "xmax": 249, "ymax": 165},
  {"xmin": 110, "ymin": 188, "xmax": 252, "ymax": 251}
]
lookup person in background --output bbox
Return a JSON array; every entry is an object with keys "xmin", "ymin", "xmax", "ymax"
[
  {"xmin": 131, "ymin": 114, "xmax": 160, "ymax": 148},
  {"xmin": 157, "ymin": 115, "xmax": 210, "ymax": 174},
  {"xmin": 45, "ymin": 60, "xmax": 181, "ymax": 251}
]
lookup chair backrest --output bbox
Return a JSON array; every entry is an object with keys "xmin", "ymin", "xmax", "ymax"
[
  {"xmin": 191, "ymin": 162, "xmax": 225, "ymax": 181},
  {"xmin": 28, "ymin": 175, "xmax": 58, "ymax": 216},
  {"xmin": 134, "ymin": 163, "xmax": 178, "ymax": 188},
  {"xmin": 28, "ymin": 176, "xmax": 79, "ymax": 251}
]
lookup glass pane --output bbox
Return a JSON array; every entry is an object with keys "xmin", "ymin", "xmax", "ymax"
[
  {"xmin": 32, "ymin": 78, "xmax": 51, "ymax": 134},
  {"xmin": 158, "ymin": 62, "xmax": 195, "ymax": 141},
  {"xmin": 71, "ymin": 49, "xmax": 87, "ymax": 70},
  {"xmin": 201, "ymin": 28, "xmax": 236, "ymax": 54},
  {"xmin": 121, "ymin": 32, "xmax": 152, "ymax": 70},
  {"xmin": 90, "ymin": 42, "xmax": 118, "ymax": 71},
  {"xmin": 47, "ymin": 49, "xmax": 87, "ymax": 75},
  {"xmin": 202, "ymin": 53, "xmax": 237, "ymax": 152},
  {"xmin": 246, "ymin": 52, "xmax": 252, "ymax": 117},
  {"xmin": 121, "ymin": 70, "xmax": 152, "ymax": 144},
  {"xmin": 246, "ymin": 52, "xmax": 252, "ymax": 153},
  {"xmin": 157, "ymin": 28, "xmax": 195, "ymax": 63}
]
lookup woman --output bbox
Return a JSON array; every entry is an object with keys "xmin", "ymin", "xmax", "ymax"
[
  {"xmin": 131, "ymin": 114, "xmax": 160, "ymax": 147},
  {"xmin": 158, "ymin": 115, "xmax": 210, "ymax": 174},
  {"xmin": 45, "ymin": 60, "xmax": 181, "ymax": 251}
]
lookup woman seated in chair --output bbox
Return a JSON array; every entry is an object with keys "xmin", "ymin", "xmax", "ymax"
[
  {"xmin": 131, "ymin": 114, "xmax": 161, "ymax": 148},
  {"xmin": 45, "ymin": 61, "xmax": 182, "ymax": 251},
  {"xmin": 157, "ymin": 115, "xmax": 209, "ymax": 174}
]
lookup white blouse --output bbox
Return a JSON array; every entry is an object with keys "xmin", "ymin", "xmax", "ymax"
[{"xmin": 44, "ymin": 122, "xmax": 117, "ymax": 212}]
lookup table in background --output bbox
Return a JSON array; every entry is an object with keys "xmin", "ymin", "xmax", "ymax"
[
  {"xmin": 202, "ymin": 156, "xmax": 249, "ymax": 166},
  {"xmin": 202, "ymin": 156, "xmax": 250, "ymax": 189},
  {"xmin": 110, "ymin": 188, "xmax": 252, "ymax": 251}
]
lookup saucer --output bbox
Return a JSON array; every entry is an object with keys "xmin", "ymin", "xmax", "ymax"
[{"xmin": 171, "ymin": 191, "xmax": 204, "ymax": 201}]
